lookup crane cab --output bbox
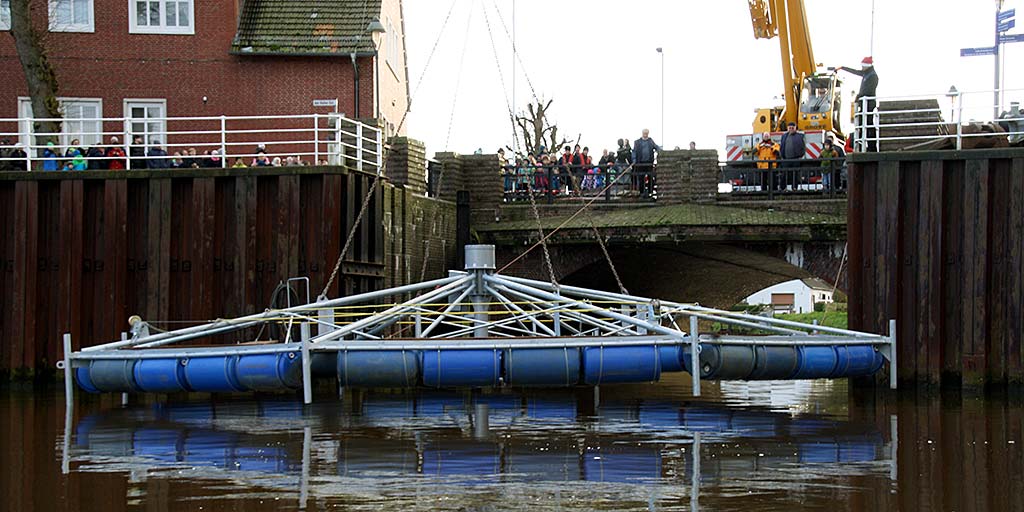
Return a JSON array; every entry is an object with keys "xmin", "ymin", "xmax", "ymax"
[{"xmin": 798, "ymin": 73, "xmax": 843, "ymax": 138}]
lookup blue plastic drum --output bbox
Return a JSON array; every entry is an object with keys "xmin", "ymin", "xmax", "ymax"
[
  {"xmin": 134, "ymin": 358, "xmax": 190, "ymax": 393},
  {"xmin": 337, "ymin": 350, "xmax": 420, "ymax": 387},
  {"xmin": 235, "ymin": 353, "xmax": 302, "ymax": 391},
  {"xmin": 504, "ymin": 348, "xmax": 580, "ymax": 386},
  {"xmin": 658, "ymin": 345, "xmax": 685, "ymax": 372},
  {"xmin": 182, "ymin": 356, "xmax": 244, "ymax": 393},
  {"xmin": 422, "ymin": 349, "xmax": 501, "ymax": 388},
  {"xmin": 793, "ymin": 347, "xmax": 840, "ymax": 379},
  {"xmin": 583, "ymin": 345, "xmax": 661, "ymax": 385},
  {"xmin": 830, "ymin": 346, "xmax": 884, "ymax": 377}
]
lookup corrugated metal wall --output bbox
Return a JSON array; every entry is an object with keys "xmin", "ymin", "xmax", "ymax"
[{"xmin": 848, "ymin": 149, "xmax": 1024, "ymax": 388}]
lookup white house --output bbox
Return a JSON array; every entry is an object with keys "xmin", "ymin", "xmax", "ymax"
[{"xmin": 744, "ymin": 278, "xmax": 834, "ymax": 314}]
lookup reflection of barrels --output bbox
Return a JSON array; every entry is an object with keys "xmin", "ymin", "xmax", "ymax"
[
  {"xmin": 583, "ymin": 446, "xmax": 662, "ymax": 482},
  {"xmin": 337, "ymin": 350, "xmax": 420, "ymax": 387},
  {"xmin": 505, "ymin": 348, "xmax": 580, "ymax": 386},
  {"xmin": 583, "ymin": 346, "xmax": 661, "ymax": 384},
  {"xmin": 422, "ymin": 349, "xmax": 501, "ymax": 388},
  {"xmin": 685, "ymin": 344, "xmax": 883, "ymax": 380},
  {"xmin": 75, "ymin": 353, "xmax": 303, "ymax": 393}
]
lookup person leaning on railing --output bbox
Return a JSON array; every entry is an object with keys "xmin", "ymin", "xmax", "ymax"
[{"xmin": 818, "ymin": 138, "xmax": 840, "ymax": 191}]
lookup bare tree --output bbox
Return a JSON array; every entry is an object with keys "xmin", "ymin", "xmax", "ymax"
[
  {"xmin": 515, "ymin": 99, "xmax": 573, "ymax": 156},
  {"xmin": 9, "ymin": 0, "xmax": 62, "ymax": 153}
]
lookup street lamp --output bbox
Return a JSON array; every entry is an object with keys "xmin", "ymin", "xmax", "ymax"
[
  {"xmin": 656, "ymin": 47, "xmax": 664, "ymax": 141},
  {"xmin": 946, "ymin": 85, "xmax": 959, "ymax": 124}
]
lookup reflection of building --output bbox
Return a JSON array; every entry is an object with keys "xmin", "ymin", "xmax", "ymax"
[
  {"xmin": 0, "ymin": 0, "xmax": 409, "ymax": 146},
  {"xmin": 744, "ymin": 278, "xmax": 834, "ymax": 314}
]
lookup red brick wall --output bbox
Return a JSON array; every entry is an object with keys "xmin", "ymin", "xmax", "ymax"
[{"xmin": 0, "ymin": 0, "xmax": 381, "ymax": 122}]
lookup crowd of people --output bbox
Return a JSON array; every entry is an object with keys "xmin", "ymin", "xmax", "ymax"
[
  {"xmin": 750, "ymin": 122, "xmax": 849, "ymax": 191},
  {"xmin": 0, "ymin": 137, "xmax": 323, "ymax": 171},
  {"xmin": 500, "ymin": 129, "xmax": 662, "ymax": 201}
]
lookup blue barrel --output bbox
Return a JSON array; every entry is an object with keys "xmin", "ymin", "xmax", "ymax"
[
  {"xmin": 793, "ymin": 347, "xmax": 840, "ymax": 379},
  {"xmin": 75, "ymin": 367, "xmax": 101, "ymax": 393},
  {"xmin": 831, "ymin": 346, "xmax": 884, "ymax": 377},
  {"xmin": 422, "ymin": 349, "xmax": 501, "ymax": 388},
  {"xmin": 183, "ymin": 356, "xmax": 244, "ymax": 392},
  {"xmin": 235, "ymin": 353, "xmax": 302, "ymax": 391},
  {"xmin": 582, "ymin": 345, "xmax": 660, "ymax": 385},
  {"xmin": 85, "ymin": 360, "xmax": 138, "ymax": 392},
  {"xmin": 134, "ymin": 359, "xmax": 189, "ymax": 393},
  {"xmin": 337, "ymin": 350, "xmax": 420, "ymax": 387},
  {"xmin": 504, "ymin": 348, "xmax": 579, "ymax": 386},
  {"xmin": 659, "ymin": 345, "xmax": 685, "ymax": 372}
]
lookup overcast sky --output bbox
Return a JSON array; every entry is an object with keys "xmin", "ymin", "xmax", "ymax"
[{"xmin": 403, "ymin": 0, "xmax": 1023, "ymax": 156}]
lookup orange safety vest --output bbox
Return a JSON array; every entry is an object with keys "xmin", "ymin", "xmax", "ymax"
[{"xmin": 755, "ymin": 141, "xmax": 779, "ymax": 169}]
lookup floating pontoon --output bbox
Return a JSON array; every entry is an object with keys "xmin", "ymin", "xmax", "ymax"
[{"xmin": 60, "ymin": 245, "xmax": 896, "ymax": 404}]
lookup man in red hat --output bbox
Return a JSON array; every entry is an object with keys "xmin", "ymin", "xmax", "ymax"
[{"xmin": 840, "ymin": 57, "xmax": 880, "ymax": 151}]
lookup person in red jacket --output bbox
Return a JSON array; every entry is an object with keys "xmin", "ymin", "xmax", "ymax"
[{"xmin": 106, "ymin": 136, "xmax": 127, "ymax": 170}]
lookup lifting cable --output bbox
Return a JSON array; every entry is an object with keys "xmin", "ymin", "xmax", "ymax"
[
  {"xmin": 478, "ymin": 1, "xmax": 629, "ymax": 295},
  {"xmin": 565, "ymin": 152, "xmax": 629, "ymax": 295},
  {"xmin": 481, "ymin": 2, "xmax": 558, "ymax": 288},
  {"xmin": 443, "ymin": 2, "xmax": 475, "ymax": 150},
  {"xmin": 321, "ymin": 0, "xmax": 460, "ymax": 299}
]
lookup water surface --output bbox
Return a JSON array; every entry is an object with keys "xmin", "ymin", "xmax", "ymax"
[{"xmin": 1, "ymin": 375, "xmax": 1021, "ymax": 511}]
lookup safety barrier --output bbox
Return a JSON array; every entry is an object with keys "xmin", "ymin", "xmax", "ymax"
[
  {"xmin": 500, "ymin": 164, "xmax": 657, "ymax": 203},
  {"xmin": 0, "ymin": 113, "xmax": 383, "ymax": 173},
  {"xmin": 852, "ymin": 88, "xmax": 1024, "ymax": 151},
  {"xmin": 718, "ymin": 157, "xmax": 847, "ymax": 198}
]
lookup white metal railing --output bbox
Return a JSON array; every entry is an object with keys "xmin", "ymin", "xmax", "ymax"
[
  {"xmin": 0, "ymin": 113, "xmax": 383, "ymax": 173},
  {"xmin": 852, "ymin": 88, "xmax": 1024, "ymax": 151}
]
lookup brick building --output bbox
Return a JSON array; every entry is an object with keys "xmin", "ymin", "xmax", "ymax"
[{"xmin": 0, "ymin": 0, "xmax": 409, "ymax": 152}]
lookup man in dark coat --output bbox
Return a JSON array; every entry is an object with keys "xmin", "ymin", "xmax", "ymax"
[
  {"xmin": 146, "ymin": 140, "xmax": 170, "ymax": 169},
  {"xmin": 778, "ymin": 123, "xmax": 806, "ymax": 190},
  {"xmin": 632, "ymin": 129, "xmax": 661, "ymax": 197},
  {"xmin": 129, "ymin": 135, "xmax": 148, "ymax": 169},
  {"xmin": 840, "ymin": 56, "xmax": 880, "ymax": 151}
]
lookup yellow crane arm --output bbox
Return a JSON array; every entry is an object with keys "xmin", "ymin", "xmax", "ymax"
[{"xmin": 748, "ymin": 0, "xmax": 818, "ymax": 129}]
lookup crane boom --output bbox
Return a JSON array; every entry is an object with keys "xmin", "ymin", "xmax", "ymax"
[{"xmin": 748, "ymin": 0, "xmax": 836, "ymax": 134}]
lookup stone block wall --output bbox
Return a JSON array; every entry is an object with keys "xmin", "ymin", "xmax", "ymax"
[
  {"xmin": 432, "ymin": 152, "xmax": 465, "ymax": 202},
  {"xmin": 657, "ymin": 149, "xmax": 720, "ymax": 204},
  {"xmin": 385, "ymin": 137, "xmax": 428, "ymax": 195}
]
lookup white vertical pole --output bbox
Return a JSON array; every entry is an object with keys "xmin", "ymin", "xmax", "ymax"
[
  {"xmin": 62, "ymin": 333, "xmax": 74, "ymax": 408},
  {"xmin": 888, "ymin": 318, "xmax": 897, "ymax": 390},
  {"xmin": 219, "ymin": 115, "xmax": 227, "ymax": 168},
  {"xmin": 956, "ymin": 93, "xmax": 964, "ymax": 150},
  {"xmin": 689, "ymin": 315, "xmax": 700, "ymax": 397},
  {"xmin": 356, "ymin": 123, "xmax": 364, "ymax": 173},
  {"xmin": 25, "ymin": 113, "xmax": 34, "ymax": 171},
  {"xmin": 300, "ymin": 322, "xmax": 312, "ymax": 404},
  {"xmin": 376, "ymin": 127, "xmax": 383, "ymax": 175},
  {"xmin": 299, "ymin": 426, "xmax": 311, "ymax": 509},
  {"xmin": 314, "ymin": 114, "xmax": 320, "ymax": 166},
  {"xmin": 123, "ymin": 118, "xmax": 132, "ymax": 170}
]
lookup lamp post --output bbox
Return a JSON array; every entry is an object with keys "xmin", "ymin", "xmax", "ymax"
[
  {"xmin": 656, "ymin": 47, "xmax": 664, "ymax": 141},
  {"xmin": 366, "ymin": 18, "xmax": 387, "ymax": 122}
]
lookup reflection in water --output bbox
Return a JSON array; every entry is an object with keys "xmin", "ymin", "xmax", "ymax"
[{"xmin": 0, "ymin": 378, "xmax": 1021, "ymax": 511}]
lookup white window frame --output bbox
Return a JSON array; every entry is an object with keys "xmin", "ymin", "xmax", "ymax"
[
  {"xmin": 48, "ymin": 0, "xmax": 94, "ymax": 33},
  {"xmin": 1, "ymin": 0, "xmax": 11, "ymax": 31},
  {"xmin": 385, "ymin": 17, "xmax": 400, "ymax": 79},
  {"xmin": 124, "ymin": 99, "xmax": 167, "ymax": 148},
  {"xmin": 18, "ymin": 96, "xmax": 104, "ymax": 149},
  {"xmin": 129, "ymin": 0, "xmax": 194, "ymax": 35}
]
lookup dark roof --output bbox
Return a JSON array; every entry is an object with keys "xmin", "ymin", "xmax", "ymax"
[
  {"xmin": 232, "ymin": 0, "xmax": 382, "ymax": 56},
  {"xmin": 801, "ymin": 277, "xmax": 834, "ymax": 291}
]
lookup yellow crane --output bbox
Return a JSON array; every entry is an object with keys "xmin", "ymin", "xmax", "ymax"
[{"xmin": 748, "ymin": 0, "xmax": 843, "ymax": 136}]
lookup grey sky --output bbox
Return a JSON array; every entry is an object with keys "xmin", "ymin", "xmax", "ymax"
[{"xmin": 403, "ymin": 0, "xmax": 1023, "ymax": 155}]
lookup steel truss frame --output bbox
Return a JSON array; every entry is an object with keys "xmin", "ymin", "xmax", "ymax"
[{"xmin": 60, "ymin": 254, "xmax": 897, "ymax": 406}]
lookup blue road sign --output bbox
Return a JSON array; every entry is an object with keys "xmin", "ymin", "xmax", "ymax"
[
  {"xmin": 999, "ymin": 19, "xmax": 1016, "ymax": 32},
  {"xmin": 1000, "ymin": 33, "xmax": 1024, "ymax": 43},
  {"xmin": 998, "ymin": 9, "xmax": 1015, "ymax": 22},
  {"xmin": 961, "ymin": 46, "xmax": 997, "ymax": 57}
]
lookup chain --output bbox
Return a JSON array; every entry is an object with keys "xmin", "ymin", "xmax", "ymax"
[{"xmin": 524, "ymin": 180, "xmax": 559, "ymax": 290}]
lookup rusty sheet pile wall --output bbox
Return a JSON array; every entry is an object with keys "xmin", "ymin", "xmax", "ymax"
[
  {"xmin": 848, "ymin": 149, "xmax": 1024, "ymax": 388},
  {"xmin": 0, "ymin": 166, "xmax": 457, "ymax": 377}
]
